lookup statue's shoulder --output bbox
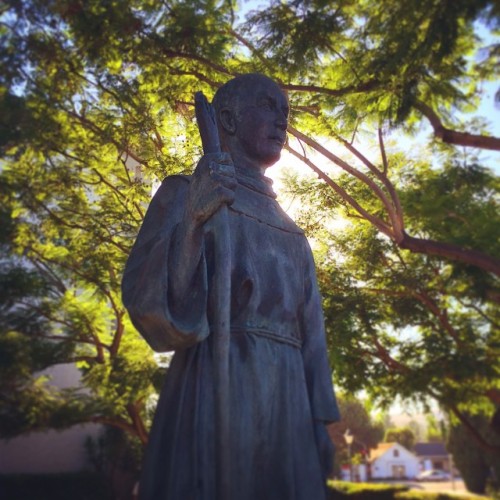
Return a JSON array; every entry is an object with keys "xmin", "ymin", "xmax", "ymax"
[
  {"xmin": 159, "ymin": 173, "xmax": 191, "ymax": 190},
  {"xmin": 151, "ymin": 174, "xmax": 191, "ymax": 208},
  {"xmin": 134, "ymin": 174, "xmax": 191, "ymax": 247},
  {"xmin": 162, "ymin": 173, "xmax": 191, "ymax": 184}
]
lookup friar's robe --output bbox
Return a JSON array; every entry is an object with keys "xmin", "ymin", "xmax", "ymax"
[{"xmin": 122, "ymin": 167, "xmax": 340, "ymax": 500}]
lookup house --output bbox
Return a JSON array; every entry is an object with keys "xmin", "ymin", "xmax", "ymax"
[
  {"xmin": 414, "ymin": 442, "xmax": 451, "ymax": 472},
  {"xmin": 369, "ymin": 442, "xmax": 420, "ymax": 479}
]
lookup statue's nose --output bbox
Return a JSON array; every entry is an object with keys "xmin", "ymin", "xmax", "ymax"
[{"xmin": 275, "ymin": 113, "xmax": 287, "ymax": 130}]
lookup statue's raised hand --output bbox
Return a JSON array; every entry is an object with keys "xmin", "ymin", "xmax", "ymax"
[{"xmin": 186, "ymin": 152, "xmax": 236, "ymax": 228}]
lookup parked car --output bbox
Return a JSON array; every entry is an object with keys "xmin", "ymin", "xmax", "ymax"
[{"xmin": 416, "ymin": 469, "xmax": 451, "ymax": 482}]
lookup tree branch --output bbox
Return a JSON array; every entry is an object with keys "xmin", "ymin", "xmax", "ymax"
[
  {"xmin": 226, "ymin": 28, "xmax": 275, "ymax": 73},
  {"xmin": 288, "ymin": 127, "xmax": 500, "ymax": 276},
  {"xmin": 64, "ymin": 109, "xmax": 150, "ymax": 169},
  {"xmin": 282, "ymin": 78, "xmax": 382, "ymax": 97},
  {"xmin": 399, "ymin": 232, "xmax": 500, "ymax": 278},
  {"xmin": 451, "ymin": 406, "xmax": 500, "ymax": 452},
  {"xmin": 144, "ymin": 31, "xmax": 235, "ymax": 78},
  {"xmin": 415, "ymin": 101, "xmax": 500, "ymax": 151},
  {"xmin": 288, "ymin": 126, "xmax": 398, "ymax": 234},
  {"xmin": 362, "ymin": 287, "xmax": 464, "ymax": 347},
  {"xmin": 328, "ymin": 127, "xmax": 406, "ymax": 241},
  {"xmin": 372, "ymin": 337, "xmax": 409, "ymax": 373},
  {"xmin": 89, "ymin": 416, "xmax": 140, "ymax": 439},
  {"xmin": 378, "ymin": 128, "xmax": 389, "ymax": 175},
  {"xmin": 411, "ymin": 290, "xmax": 464, "ymax": 346},
  {"xmin": 126, "ymin": 402, "xmax": 149, "ymax": 445},
  {"xmin": 284, "ymin": 142, "xmax": 393, "ymax": 236}
]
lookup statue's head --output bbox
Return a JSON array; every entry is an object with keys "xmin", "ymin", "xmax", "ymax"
[{"xmin": 213, "ymin": 74, "xmax": 289, "ymax": 169}]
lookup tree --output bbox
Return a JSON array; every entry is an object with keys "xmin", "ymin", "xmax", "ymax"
[
  {"xmin": 287, "ymin": 150, "xmax": 499, "ymax": 451},
  {"xmin": 426, "ymin": 414, "xmax": 446, "ymax": 443},
  {"xmin": 327, "ymin": 394, "xmax": 384, "ymax": 476},
  {"xmin": 0, "ymin": 204, "xmax": 76, "ymax": 436},
  {"xmin": 384, "ymin": 427, "xmax": 416, "ymax": 451},
  {"xmin": 247, "ymin": 0, "xmax": 500, "ymax": 273},
  {"xmin": 0, "ymin": 177, "xmax": 162, "ymax": 444},
  {"xmin": 407, "ymin": 419, "xmax": 424, "ymax": 443},
  {"xmin": 0, "ymin": 0, "xmax": 498, "ymax": 452},
  {"xmin": 448, "ymin": 414, "xmax": 500, "ymax": 494}
]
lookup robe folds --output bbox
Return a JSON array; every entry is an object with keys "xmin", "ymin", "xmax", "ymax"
[{"xmin": 122, "ymin": 171, "xmax": 340, "ymax": 500}]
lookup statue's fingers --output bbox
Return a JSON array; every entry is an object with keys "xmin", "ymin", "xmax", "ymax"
[
  {"xmin": 209, "ymin": 161, "xmax": 235, "ymax": 179},
  {"xmin": 209, "ymin": 171, "xmax": 237, "ymax": 191},
  {"xmin": 214, "ymin": 185, "xmax": 236, "ymax": 205}
]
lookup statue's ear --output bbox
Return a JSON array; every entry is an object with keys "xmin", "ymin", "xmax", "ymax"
[{"xmin": 219, "ymin": 108, "xmax": 236, "ymax": 135}]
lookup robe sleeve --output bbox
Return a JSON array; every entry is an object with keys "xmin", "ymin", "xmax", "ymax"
[
  {"xmin": 301, "ymin": 242, "xmax": 340, "ymax": 424},
  {"xmin": 121, "ymin": 175, "xmax": 210, "ymax": 352}
]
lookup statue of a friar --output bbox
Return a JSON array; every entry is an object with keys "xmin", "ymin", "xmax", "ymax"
[{"xmin": 122, "ymin": 73, "xmax": 340, "ymax": 500}]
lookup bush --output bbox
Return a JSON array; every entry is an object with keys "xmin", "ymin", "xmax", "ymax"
[
  {"xmin": 396, "ymin": 492, "xmax": 489, "ymax": 500},
  {"xmin": 328, "ymin": 480, "xmax": 409, "ymax": 500},
  {"xmin": 327, "ymin": 481, "xmax": 492, "ymax": 500},
  {"xmin": 0, "ymin": 472, "xmax": 113, "ymax": 500}
]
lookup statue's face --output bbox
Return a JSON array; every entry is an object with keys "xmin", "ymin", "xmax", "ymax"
[{"xmin": 233, "ymin": 79, "xmax": 289, "ymax": 167}]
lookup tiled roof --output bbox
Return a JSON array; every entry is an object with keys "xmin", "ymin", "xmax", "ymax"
[
  {"xmin": 369, "ymin": 442, "xmax": 397, "ymax": 461},
  {"xmin": 414, "ymin": 442, "xmax": 447, "ymax": 457}
]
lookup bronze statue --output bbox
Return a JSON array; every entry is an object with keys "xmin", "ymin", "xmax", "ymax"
[{"xmin": 122, "ymin": 74, "xmax": 339, "ymax": 500}]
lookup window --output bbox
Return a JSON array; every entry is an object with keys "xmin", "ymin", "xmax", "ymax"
[
  {"xmin": 392, "ymin": 465, "xmax": 405, "ymax": 478},
  {"xmin": 393, "ymin": 449, "xmax": 399, "ymax": 458}
]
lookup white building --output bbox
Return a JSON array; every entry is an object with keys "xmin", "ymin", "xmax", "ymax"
[
  {"xmin": 414, "ymin": 442, "xmax": 451, "ymax": 472},
  {"xmin": 369, "ymin": 442, "xmax": 420, "ymax": 479},
  {"xmin": 0, "ymin": 364, "xmax": 102, "ymax": 474}
]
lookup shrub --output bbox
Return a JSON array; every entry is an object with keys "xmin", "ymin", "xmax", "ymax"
[
  {"xmin": 327, "ymin": 481, "xmax": 492, "ymax": 500},
  {"xmin": 396, "ymin": 491, "xmax": 490, "ymax": 500},
  {"xmin": 0, "ymin": 472, "xmax": 113, "ymax": 500},
  {"xmin": 328, "ymin": 480, "xmax": 409, "ymax": 500}
]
